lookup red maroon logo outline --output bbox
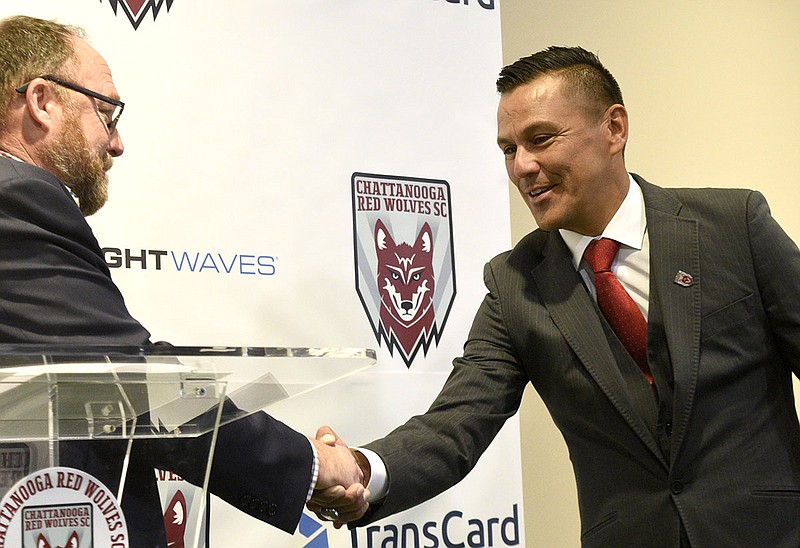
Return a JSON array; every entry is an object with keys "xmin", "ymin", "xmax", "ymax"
[{"xmin": 102, "ymin": 0, "xmax": 175, "ymax": 30}]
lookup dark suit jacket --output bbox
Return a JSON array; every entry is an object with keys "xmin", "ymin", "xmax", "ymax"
[
  {"xmin": 0, "ymin": 157, "xmax": 313, "ymax": 546},
  {"xmin": 361, "ymin": 175, "xmax": 800, "ymax": 547}
]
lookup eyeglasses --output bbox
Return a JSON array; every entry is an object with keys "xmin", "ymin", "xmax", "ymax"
[{"xmin": 16, "ymin": 75, "xmax": 125, "ymax": 132}]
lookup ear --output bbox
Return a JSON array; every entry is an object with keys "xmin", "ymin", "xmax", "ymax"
[
  {"xmin": 375, "ymin": 219, "xmax": 394, "ymax": 251},
  {"xmin": 604, "ymin": 104, "xmax": 628, "ymax": 156},
  {"xmin": 415, "ymin": 223, "xmax": 433, "ymax": 254},
  {"xmin": 20, "ymin": 78, "xmax": 60, "ymax": 131}
]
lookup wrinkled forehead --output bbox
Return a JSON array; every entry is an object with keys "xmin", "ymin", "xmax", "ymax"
[{"xmin": 67, "ymin": 35, "xmax": 120, "ymax": 99}]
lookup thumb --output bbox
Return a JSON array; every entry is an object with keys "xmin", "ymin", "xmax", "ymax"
[{"xmin": 315, "ymin": 425, "xmax": 338, "ymax": 446}]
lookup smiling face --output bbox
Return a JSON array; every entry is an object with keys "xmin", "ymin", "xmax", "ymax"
[{"xmin": 496, "ymin": 74, "xmax": 629, "ymax": 236}]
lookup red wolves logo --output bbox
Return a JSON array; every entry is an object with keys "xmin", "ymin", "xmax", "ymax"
[
  {"xmin": 37, "ymin": 532, "xmax": 79, "ymax": 548},
  {"xmin": 353, "ymin": 173, "xmax": 456, "ymax": 368},
  {"xmin": 163, "ymin": 490, "xmax": 187, "ymax": 548},
  {"xmin": 103, "ymin": 0, "xmax": 175, "ymax": 30},
  {"xmin": 375, "ymin": 219, "xmax": 436, "ymax": 364}
]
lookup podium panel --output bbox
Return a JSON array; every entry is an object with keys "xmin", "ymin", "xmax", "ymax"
[{"xmin": 0, "ymin": 345, "xmax": 374, "ymax": 547}]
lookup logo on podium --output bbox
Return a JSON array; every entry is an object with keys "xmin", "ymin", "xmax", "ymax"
[{"xmin": 0, "ymin": 467, "xmax": 128, "ymax": 547}]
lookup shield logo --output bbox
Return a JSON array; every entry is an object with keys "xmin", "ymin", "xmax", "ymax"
[
  {"xmin": 353, "ymin": 172, "xmax": 456, "ymax": 367},
  {"xmin": 102, "ymin": 0, "xmax": 175, "ymax": 30}
]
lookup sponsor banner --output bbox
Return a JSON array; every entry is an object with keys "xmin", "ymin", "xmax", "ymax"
[
  {"xmin": 0, "ymin": 2, "xmax": 517, "ymax": 546},
  {"xmin": 156, "ymin": 469, "xmax": 207, "ymax": 548},
  {"xmin": 349, "ymin": 503, "xmax": 522, "ymax": 548}
]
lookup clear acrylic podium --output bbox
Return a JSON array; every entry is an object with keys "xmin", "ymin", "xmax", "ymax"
[{"xmin": 0, "ymin": 344, "xmax": 375, "ymax": 547}]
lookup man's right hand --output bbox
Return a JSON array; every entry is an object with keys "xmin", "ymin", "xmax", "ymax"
[{"xmin": 308, "ymin": 426, "xmax": 371, "ymax": 527}]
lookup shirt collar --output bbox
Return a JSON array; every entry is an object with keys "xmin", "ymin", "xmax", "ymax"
[
  {"xmin": 0, "ymin": 149, "xmax": 24, "ymax": 163},
  {"xmin": 559, "ymin": 174, "xmax": 646, "ymax": 269}
]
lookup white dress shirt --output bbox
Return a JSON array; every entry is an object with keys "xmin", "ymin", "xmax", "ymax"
[{"xmin": 560, "ymin": 174, "xmax": 651, "ymax": 317}]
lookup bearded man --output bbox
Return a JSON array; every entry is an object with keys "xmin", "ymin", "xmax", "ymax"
[{"xmin": 0, "ymin": 15, "xmax": 365, "ymax": 547}]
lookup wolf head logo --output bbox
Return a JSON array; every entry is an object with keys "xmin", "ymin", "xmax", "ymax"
[
  {"xmin": 163, "ymin": 490, "xmax": 187, "ymax": 548},
  {"xmin": 37, "ymin": 532, "xmax": 79, "ymax": 548},
  {"xmin": 353, "ymin": 173, "xmax": 456, "ymax": 368},
  {"xmin": 374, "ymin": 219, "xmax": 436, "ymax": 365}
]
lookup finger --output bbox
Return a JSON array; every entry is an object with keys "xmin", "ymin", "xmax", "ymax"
[
  {"xmin": 311, "ymin": 500, "xmax": 368, "ymax": 527},
  {"xmin": 338, "ymin": 485, "xmax": 370, "ymax": 513},
  {"xmin": 308, "ymin": 498, "xmax": 367, "ymax": 526},
  {"xmin": 309, "ymin": 485, "xmax": 346, "ymax": 505},
  {"xmin": 315, "ymin": 425, "xmax": 338, "ymax": 445},
  {"xmin": 330, "ymin": 497, "xmax": 370, "ymax": 525},
  {"xmin": 320, "ymin": 484, "xmax": 369, "ymax": 514}
]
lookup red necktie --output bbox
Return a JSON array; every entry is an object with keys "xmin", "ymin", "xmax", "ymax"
[{"xmin": 584, "ymin": 238, "xmax": 653, "ymax": 385}]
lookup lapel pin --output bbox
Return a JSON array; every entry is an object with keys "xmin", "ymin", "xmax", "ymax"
[{"xmin": 674, "ymin": 270, "xmax": 694, "ymax": 287}]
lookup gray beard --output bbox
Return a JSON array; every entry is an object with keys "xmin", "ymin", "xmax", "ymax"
[{"xmin": 43, "ymin": 109, "xmax": 111, "ymax": 216}]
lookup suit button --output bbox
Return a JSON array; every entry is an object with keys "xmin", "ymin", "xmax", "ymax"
[
  {"xmin": 665, "ymin": 422, "xmax": 673, "ymax": 435},
  {"xmin": 671, "ymin": 480, "xmax": 684, "ymax": 494},
  {"xmin": 267, "ymin": 503, "xmax": 278, "ymax": 517},
  {"xmin": 239, "ymin": 495, "xmax": 253, "ymax": 510}
]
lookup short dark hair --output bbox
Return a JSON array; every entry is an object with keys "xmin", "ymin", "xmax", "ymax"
[{"xmin": 497, "ymin": 46, "xmax": 623, "ymax": 115}]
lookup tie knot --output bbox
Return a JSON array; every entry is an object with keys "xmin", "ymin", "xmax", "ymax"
[{"xmin": 584, "ymin": 238, "xmax": 620, "ymax": 273}]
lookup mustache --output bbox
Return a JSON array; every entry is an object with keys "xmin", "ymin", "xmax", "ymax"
[{"xmin": 103, "ymin": 154, "xmax": 114, "ymax": 172}]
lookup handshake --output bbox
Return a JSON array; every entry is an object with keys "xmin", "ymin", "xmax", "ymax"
[{"xmin": 308, "ymin": 426, "xmax": 372, "ymax": 528}]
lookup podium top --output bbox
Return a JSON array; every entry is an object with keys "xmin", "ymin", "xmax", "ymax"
[
  {"xmin": 0, "ymin": 344, "xmax": 376, "ymax": 363},
  {"xmin": 0, "ymin": 345, "xmax": 376, "ymax": 441}
]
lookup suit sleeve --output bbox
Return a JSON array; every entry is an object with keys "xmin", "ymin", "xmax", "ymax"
[
  {"xmin": 747, "ymin": 191, "xmax": 800, "ymax": 378},
  {"xmin": 358, "ymin": 258, "xmax": 529, "ymax": 524},
  {"xmin": 152, "ymin": 406, "xmax": 314, "ymax": 533},
  {"xmin": 0, "ymin": 173, "xmax": 151, "ymax": 344}
]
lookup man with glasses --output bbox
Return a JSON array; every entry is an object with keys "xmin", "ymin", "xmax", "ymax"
[
  {"xmin": 17, "ymin": 75, "xmax": 125, "ymax": 131},
  {"xmin": 0, "ymin": 15, "xmax": 365, "ymax": 546}
]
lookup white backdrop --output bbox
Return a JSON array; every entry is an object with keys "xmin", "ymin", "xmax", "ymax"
[{"xmin": 0, "ymin": 1, "xmax": 524, "ymax": 547}]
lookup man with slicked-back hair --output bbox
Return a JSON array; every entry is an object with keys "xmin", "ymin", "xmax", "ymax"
[{"xmin": 310, "ymin": 46, "xmax": 800, "ymax": 547}]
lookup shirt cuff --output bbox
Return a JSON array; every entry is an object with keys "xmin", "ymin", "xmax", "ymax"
[
  {"xmin": 307, "ymin": 438, "xmax": 319, "ymax": 502},
  {"xmin": 356, "ymin": 447, "xmax": 388, "ymax": 501}
]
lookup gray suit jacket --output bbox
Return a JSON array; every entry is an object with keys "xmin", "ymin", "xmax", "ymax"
[{"xmin": 361, "ymin": 175, "xmax": 800, "ymax": 547}]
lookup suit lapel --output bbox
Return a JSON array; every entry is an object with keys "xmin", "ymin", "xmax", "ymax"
[
  {"xmin": 639, "ymin": 178, "xmax": 701, "ymax": 462},
  {"xmin": 532, "ymin": 232, "xmax": 665, "ymax": 464}
]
